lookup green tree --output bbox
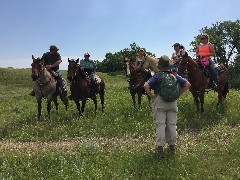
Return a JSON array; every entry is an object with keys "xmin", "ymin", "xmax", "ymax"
[
  {"xmin": 96, "ymin": 42, "xmax": 155, "ymax": 73},
  {"xmin": 229, "ymin": 54, "xmax": 240, "ymax": 88},
  {"xmin": 190, "ymin": 20, "xmax": 240, "ymax": 67}
]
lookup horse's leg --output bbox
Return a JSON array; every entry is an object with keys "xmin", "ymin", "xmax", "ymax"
[
  {"xmin": 217, "ymin": 83, "xmax": 225, "ymax": 107},
  {"xmin": 190, "ymin": 89, "xmax": 200, "ymax": 111},
  {"xmin": 81, "ymin": 99, "xmax": 86, "ymax": 114},
  {"xmin": 92, "ymin": 95, "xmax": 97, "ymax": 115},
  {"xmin": 130, "ymin": 90, "xmax": 136, "ymax": 108},
  {"xmin": 199, "ymin": 90, "xmax": 205, "ymax": 113},
  {"xmin": 53, "ymin": 96, "xmax": 58, "ymax": 112},
  {"xmin": 137, "ymin": 92, "xmax": 142, "ymax": 109},
  {"xmin": 222, "ymin": 82, "xmax": 229, "ymax": 99},
  {"xmin": 37, "ymin": 99, "xmax": 42, "ymax": 120},
  {"xmin": 99, "ymin": 92, "xmax": 104, "ymax": 112},
  {"xmin": 60, "ymin": 93, "xmax": 68, "ymax": 110},
  {"xmin": 47, "ymin": 100, "xmax": 51, "ymax": 119},
  {"xmin": 75, "ymin": 99, "xmax": 82, "ymax": 116}
]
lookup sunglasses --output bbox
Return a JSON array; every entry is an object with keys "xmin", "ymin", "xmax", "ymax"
[{"xmin": 201, "ymin": 37, "xmax": 206, "ymax": 40}]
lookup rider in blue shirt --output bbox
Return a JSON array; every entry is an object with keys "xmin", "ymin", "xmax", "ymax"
[{"xmin": 79, "ymin": 52, "xmax": 97, "ymax": 94}]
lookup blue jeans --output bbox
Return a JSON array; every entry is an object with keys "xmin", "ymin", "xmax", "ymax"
[
  {"xmin": 209, "ymin": 59, "xmax": 219, "ymax": 85},
  {"xmin": 87, "ymin": 71, "xmax": 97, "ymax": 93},
  {"xmin": 55, "ymin": 69, "xmax": 66, "ymax": 88}
]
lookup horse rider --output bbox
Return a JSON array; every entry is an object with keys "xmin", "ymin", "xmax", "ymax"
[
  {"xmin": 196, "ymin": 33, "xmax": 219, "ymax": 88},
  {"xmin": 79, "ymin": 52, "xmax": 97, "ymax": 94},
  {"xmin": 171, "ymin": 43, "xmax": 188, "ymax": 75},
  {"xmin": 135, "ymin": 49, "xmax": 144, "ymax": 67},
  {"xmin": 136, "ymin": 48, "xmax": 159, "ymax": 79},
  {"xmin": 136, "ymin": 48, "xmax": 159, "ymax": 73},
  {"xmin": 30, "ymin": 45, "xmax": 67, "ymax": 96}
]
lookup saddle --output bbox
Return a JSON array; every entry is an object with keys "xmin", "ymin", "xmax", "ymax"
[
  {"xmin": 49, "ymin": 70, "xmax": 58, "ymax": 79},
  {"xmin": 197, "ymin": 62, "xmax": 226, "ymax": 90}
]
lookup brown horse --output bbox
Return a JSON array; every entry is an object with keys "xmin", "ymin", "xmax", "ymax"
[
  {"xmin": 67, "ymin": 58, "xmax": 105, "ymax": 116},
  {"xmin": 178, "ymin": 56, "xmax": 229, "ymax": 112},
  {"xmin": 31, "ymin": 55, "xmax": 68, "ymax": 119},
  {"xmin": 123, "ymin": 58, "xmax": 150, "ymax": 108}
]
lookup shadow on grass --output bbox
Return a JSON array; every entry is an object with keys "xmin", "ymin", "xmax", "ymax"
[{"xmin": 177, "ymin": 95, "xmax": 229, "ymax": 133}]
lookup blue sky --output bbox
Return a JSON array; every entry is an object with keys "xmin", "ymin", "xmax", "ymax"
[{"xmin": 0, "ymin": 0, "xmax": 239, "ymax": 69}]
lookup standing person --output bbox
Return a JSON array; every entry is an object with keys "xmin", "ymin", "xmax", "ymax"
[
  {"xmin": 196, "ymin": 33, "xmax": 219, "ymax": 87},
  {"xmin": 79, "ymin": 52, "xmax": 97, "ymax": 94},
  {"xmin": 144, "ymin": 55, "xmax": 191, "ymax": 157},
  {"xmin": 30, "ymin": 45, "xmax": 67, "ymax": 96}
]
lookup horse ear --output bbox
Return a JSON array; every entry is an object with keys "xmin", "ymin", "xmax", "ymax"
[
  {"xmin": 68, "ymin": 58, "xmax": 70, "ymax": 62},
  {"xmin": 32, "ymin": 55, "xmax": 35, "ymax": 60},
  {"xmin": 76, "ymin": 58, "xmax": 79, "ymax": 63}
]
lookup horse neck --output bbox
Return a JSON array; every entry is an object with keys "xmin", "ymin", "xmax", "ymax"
[
  {"xmin": 187, "ymin": 59, "xmax": 201, "ymax": 77},
  {"xmin": 129, "ymin": 64, "xmax": 142, "ymax": 80},
  {"xmin": 39, "ymin": 67, "xmax": 52, "ymax": 83},
  {"xmin": 74, "ymin": 67, "xmax": 85, "ymax": 83}
]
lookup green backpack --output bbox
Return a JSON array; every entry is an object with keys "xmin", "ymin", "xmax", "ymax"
[{"xmin": 159, "ymin": 72, "xmax": 180, "ymax": 102}]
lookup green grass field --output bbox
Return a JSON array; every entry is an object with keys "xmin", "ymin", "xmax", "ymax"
[{"xmin": 0, "ymin": 68, "xmax": 239, "ymax": 179}]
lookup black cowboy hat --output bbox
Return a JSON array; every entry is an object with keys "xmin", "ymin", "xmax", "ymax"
[{"xmin": 49, "ymin": 45, "xmax": 59, "ymax": 51}]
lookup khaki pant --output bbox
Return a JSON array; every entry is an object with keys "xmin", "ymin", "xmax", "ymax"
[{"xmin": 152, "ymin": 95, "xmax": 178, "ymax": 147}]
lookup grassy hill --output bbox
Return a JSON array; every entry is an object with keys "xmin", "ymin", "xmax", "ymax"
[{"xmin": 0, "ymin": 68, "xmax": 239, "ymax": 179}]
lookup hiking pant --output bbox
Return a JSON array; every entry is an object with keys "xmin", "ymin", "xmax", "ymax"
[
  {"xmin": 209, "ymin": 59, "xmax": 219, "ymax": 85},
  {"xmin": 152, "ymin": 95, "xmax": 178, "ymax": 147}
]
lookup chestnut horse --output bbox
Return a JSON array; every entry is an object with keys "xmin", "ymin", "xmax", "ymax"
[
  {"xmin": 67, "ymin": 59, "xmax": 105, "ymax": 116},
  {"xmin": 178, "ymin": 56, "xmax": 229, "ymax": 112},
  {"xmin": 31, "ymin": 55, "xmax": 68, "ymax": 119},
  {"xmin": 123, "ymin": 58, "xmax": 150, "ymax": 108}
]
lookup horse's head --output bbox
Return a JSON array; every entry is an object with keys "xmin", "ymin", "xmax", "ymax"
[
  {"xmin": 178, "ymin": 57, "xmax": 191, "ymax": 75},
  {"xmin": 67, "ymin": 58, "xmax": 79, "ymax": 81},
  {"xmin": 31, "ymin": 55, "xmax": 45, "ymax": 80},
  {"xmin": 123, "ymin": 57, "xmax": 137, "ymax": 77}
]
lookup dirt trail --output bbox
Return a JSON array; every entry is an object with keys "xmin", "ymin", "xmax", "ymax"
[
  {"xmin": 0, "ymin": 136, "xmax": 155, "ymax": 151},
  {"xmin": 0, "ymin": 125, "xmax": 238, "ymax": 152}
]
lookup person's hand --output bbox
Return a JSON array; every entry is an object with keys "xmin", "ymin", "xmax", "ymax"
[{"xmin": 46, "ymin": 65, "xmax": 52, "ymax": 70}]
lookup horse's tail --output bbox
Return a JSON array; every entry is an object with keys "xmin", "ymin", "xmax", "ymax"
[
  {"xmin": 222, "ymin": 81, "xmax": 229, "ymax": 98},
  {"xmin": 101, "ymin": 79, "xmax": 106, "ymax": 92}
]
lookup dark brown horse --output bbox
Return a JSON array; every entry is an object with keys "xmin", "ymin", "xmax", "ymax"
[
  {"xmin": 31, "ymin": 55, "xmax": 68, "ymax": 119},
  {"xmin": 123, "ymin": 58, "xmax": 150, "ymax": 108},
  {"xmin": 178, "ymin": 56, "xmax": 229, "ymax": 112},
  {"xmin": 67, "ymin": 58, "xmax": 105, "ymax": 116}
]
